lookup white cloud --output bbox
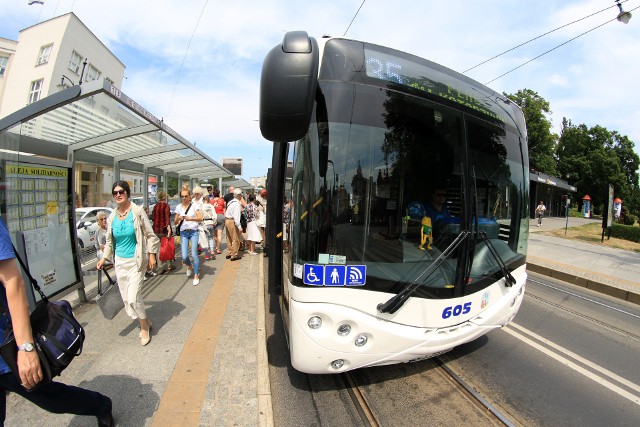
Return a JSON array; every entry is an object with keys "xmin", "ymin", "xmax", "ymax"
[{"xmin": 3, "ymin": 0, "xmax": 640, "ymax": 179}]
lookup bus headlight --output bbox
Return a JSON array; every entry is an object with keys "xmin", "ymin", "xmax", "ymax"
[
  {"xmin": 337, "ymin": 324, "xmax": 351, "ymax": 336},
  {"xmin": 354, "ymin": 334, "xmax": 368, "ymax": 347},
  {"xmin": 331, "ymin": 359, "xmax": 345, "ymax": 369},
  {"xmin": 308, "ymin": 316, "xmax": 322, "ymax": 329}
]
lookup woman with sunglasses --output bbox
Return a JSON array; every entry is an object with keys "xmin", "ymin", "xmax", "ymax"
[
  {"xmin": 97, "ymin": 181, "xmax": 159, "ymax": 346},
  {"xmin": 174, "ymin": 186, "xmax": 203, "ymax": 286}
]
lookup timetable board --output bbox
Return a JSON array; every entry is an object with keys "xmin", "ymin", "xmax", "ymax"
[{"xmin": 1, "ymin": 159, "xmax": 80, "ymax": 302}]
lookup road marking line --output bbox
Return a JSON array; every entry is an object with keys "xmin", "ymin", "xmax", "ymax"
[
  {"xmin": 509, "ymin": 322, "xmax": 640, "ymax": 394},
  {"xmin": 504, "ymin": 324, "xmax": 640, "ymax": 405}
]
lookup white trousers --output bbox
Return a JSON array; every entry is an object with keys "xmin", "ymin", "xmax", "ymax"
[{"xmin": 114, "ymin": 255, "xmax": 147, "ymax": 320}]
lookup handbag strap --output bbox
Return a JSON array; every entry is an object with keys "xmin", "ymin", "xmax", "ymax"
[
  {"xmin": 12, "ymin": 245, "xmax": 47, "ymax": 302},
  {"xmin": 176, "ymin": 202, "xmax": 192, "ymax": 231}
]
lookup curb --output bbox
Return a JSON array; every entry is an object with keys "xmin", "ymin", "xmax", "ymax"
[
  {"xmin": 527, "ymin": 261, "xmax": 640, "ymax": 305},
  {"xmin": 257, "ymin": 256, "xmax": 274, "ymax": 426}
]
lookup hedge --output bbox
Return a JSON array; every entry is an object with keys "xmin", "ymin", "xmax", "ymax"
[{"xmin": 610, "ymin": 223, "xmax": 640, "ymax": 243}]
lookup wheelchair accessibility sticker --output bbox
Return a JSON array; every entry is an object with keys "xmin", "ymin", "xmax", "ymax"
[{"xmin": 304, "ymin": 264, "xmax": 366, "ymax": 286}]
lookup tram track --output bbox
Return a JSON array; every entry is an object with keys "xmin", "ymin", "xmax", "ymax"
[
  {"xmin": 526, "ymin": 278, "xmax": 640, "ymax": 342},
  {"xmin": 433, "ymin": 357, "xmax": 515, "ymax": 426},
  {"xmin": 343, "ymin": 357, "xmax": 514, "ymax": 427}
]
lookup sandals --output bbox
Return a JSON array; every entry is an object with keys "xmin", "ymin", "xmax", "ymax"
[{"xmin": 159, "ymin": 269, "xmax": 167, "ymax": 275}]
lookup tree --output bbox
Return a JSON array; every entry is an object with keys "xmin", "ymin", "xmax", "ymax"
[
  {"xmin": 504, "ymin": 89, "xmax": 557, "ymax": 175},
  {"xmin": 556, "ymin": 119, "xmax": 639, "ymax": 215},
  {"xmin": 167, "ymin": 177, "xmax": 178, "ymax": 198}
]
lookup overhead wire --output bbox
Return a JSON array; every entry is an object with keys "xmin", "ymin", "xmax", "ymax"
[
  {"xmin": 463, "ymin": 2, "xmax": 622, "ymax": 74},
  {"xmin": 344, "ymin": 0, "xmax": 367, "ymax": 36},
  {"xmin": 484, "ymin": 3, "xmax": 640, "ymax": 85},
  {"xmin": 166, "ymin": 0, "xmax": 209, "ymax": 118}
]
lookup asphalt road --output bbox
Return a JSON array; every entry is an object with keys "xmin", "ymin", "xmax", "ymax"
[{"xmin": 266, "ymin": 273, "xmax": 640, "ymax": 426}]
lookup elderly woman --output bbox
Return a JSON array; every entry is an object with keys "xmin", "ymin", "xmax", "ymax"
[
  {"xmin": 97, "ymin": 181, "xmax": 159, "ymax": 346},
  {"xmin": 95, "ymin": 211, "xmax": 108, "ymax": 260}
]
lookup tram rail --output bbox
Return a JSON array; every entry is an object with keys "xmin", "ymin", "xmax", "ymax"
[
  {"xmin": 343, "ymin": 359, "xmax": 515, "ymax": 427},
  {"xmin": 526, "ymin": 277, "xmax": 640, "ymax": 342}
]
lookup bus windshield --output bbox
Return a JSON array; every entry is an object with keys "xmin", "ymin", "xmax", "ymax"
[{"xmin": 286, "ymin": 43, "xmax": 528, "ymax": 299}]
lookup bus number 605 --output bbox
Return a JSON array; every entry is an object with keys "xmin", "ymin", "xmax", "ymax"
[{"xmin": 442, "ymin": 302, "xmax": 472, "ymax": 319}]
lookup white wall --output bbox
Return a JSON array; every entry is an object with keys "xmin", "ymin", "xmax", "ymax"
[{"xmin": 0, "ymin": 13, "xmax": 125, "ymax": 119}]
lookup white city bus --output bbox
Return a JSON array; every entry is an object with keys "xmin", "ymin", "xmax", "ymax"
[{"xmin": 260, "ymin": 32, "xmax": 529, "ymax": 374}]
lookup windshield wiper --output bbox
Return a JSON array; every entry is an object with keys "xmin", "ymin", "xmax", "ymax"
[
  {"xmin": 477, "ymin": 231, "xmax": 516, "ymax": 287},
  {"xmin": 466, "ymin": 166, "xmax": 515, "ymax": 287},
  {"xmin": 378, "ymin": 230, "xmax": 470, "ymax": 314}
]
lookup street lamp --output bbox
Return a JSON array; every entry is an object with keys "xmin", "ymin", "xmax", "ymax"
[
  {"xmin": 615, "ymin": 0, "xmax": 632, "ymax": 24},
  {"xmin": 60, "ymin": 75, "xmax": 75, "ymax": 87}
]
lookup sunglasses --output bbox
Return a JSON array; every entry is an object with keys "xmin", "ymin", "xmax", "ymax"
[{"xmin": 112, "ymin": 190, "xmax": 126, "ymax": 196}]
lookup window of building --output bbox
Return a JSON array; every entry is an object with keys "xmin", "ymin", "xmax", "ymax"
[
  {"xmin": 28, "ymin": 79, "xmax": 44, "ymax": 104},
  {"xmin": 36, "ymin": 44, "xmax": 53, "ymax": 65},
  {"xmin": 0, "ymin": 56, "xmax": 8, "ymax": 76},
  {"xmin": 69, "ymin": 51, "xmax": 82, "ymax": 74},
  {"xmin": 85, "ymin": 64, "xmax": 101, "ymax": 82}
]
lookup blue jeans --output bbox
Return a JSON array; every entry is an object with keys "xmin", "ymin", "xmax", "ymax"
[
  {"xmin": 0, "ymin": 372, "xmax": 111, "ymax": 424},
  {"xmin": 180, "ymin": 229, "xmax": 200, "ymax": 276}
]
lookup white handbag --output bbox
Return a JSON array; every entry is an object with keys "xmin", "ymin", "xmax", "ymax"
[{"xmin": 198, "ymin": 225, "xmax": 209, "ymax": 248}]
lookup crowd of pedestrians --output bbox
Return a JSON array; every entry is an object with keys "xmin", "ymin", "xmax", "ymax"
[
  {"xmin": 98, "ymin": 183, "xmax": 268, "ymax": 284},
  {"xmin": 2, "ymin": 180, "xmax": 271, "ymax": 424}
]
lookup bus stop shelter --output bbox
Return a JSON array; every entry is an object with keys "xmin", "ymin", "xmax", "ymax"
[
  {"xmin": 0, "ymin": 79, "xmax": 236, "ymax": 205},
  {"xmin": 0, "ymin": 79, "xmax": 238, "ymax": 303}
]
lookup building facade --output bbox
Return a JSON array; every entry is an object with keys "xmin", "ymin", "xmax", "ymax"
[
  {"xmin": 0, "ymin": 37, "xmax": 18, "ymax": 107},
  {"xmin": 0, "ymin": 12, "xmax": 125, "ymax": 117}
]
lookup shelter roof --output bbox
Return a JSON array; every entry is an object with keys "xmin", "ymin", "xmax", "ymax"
[{"xmin": 0, "ymin": 79, "xmax": 234, "ymax": 181}]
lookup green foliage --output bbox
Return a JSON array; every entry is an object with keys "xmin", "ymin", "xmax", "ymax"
[
  {"xmin": 568, "ymin": 207, "xmax": 584, "ymax": 218},
  {"xmin": 610, "ymin": 223, "xmax": 640, "ymax": 242},
  {"xmin": 499, "ymin": 88, "xmax": 639, "ymax": 217},
  {"xmin": 167, "ymin": 177, "xmax": 178, "ymax": 198},
  {"xmin": 504, "ymin": 89, "xmax": 557, "ymax": 175},
  {"xmin": 620, "ymin": 206, "xmax": 637, "ymax": 225},
  {"xmin": 556, "ymin": 119, "xmax": 639, "ymax": 216}
]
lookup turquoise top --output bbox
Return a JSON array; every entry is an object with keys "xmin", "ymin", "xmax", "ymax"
[{"xmin": 112, "ymin": 211, "xmax": 136, "ymax": 258}]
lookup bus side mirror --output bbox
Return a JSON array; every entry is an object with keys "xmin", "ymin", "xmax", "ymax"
[{"xmin": 260, "ymin": 31, "xmax": 319, "ymax": 142}]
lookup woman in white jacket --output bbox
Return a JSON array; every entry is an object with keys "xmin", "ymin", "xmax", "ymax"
[{"xmin": 97, "ymin": 181, "xmax": 159, "ymax": 346}]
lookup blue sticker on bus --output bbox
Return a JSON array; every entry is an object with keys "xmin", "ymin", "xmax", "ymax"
[
  {"xmin": 303, "ymin": 264, "xmax": 324, "ymax": 286},
  {"xmin": 324, "ymin": 266, "xmax": 346, "ymax": 286},
  {"xmin": 346, "ymin": 266, "xmax": 366, "ymax": 286},
  {"xmin": 303, "ymin": 264, "xmax": 366, "ymax": 286}
]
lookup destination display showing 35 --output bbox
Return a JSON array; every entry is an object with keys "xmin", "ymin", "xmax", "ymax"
[{"xmin": 363, "ymin": 48, "xmax": 507, "ymax": 123}]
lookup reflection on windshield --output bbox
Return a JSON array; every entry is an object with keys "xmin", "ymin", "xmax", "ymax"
[{"xmin": 289, "ymin": 83, "xmax": 526, "ymax": 298}]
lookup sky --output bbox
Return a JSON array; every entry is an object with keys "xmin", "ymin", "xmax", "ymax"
[{"xmin": 2, "ymin": 0, "xmax": 640, "ymax": 182}]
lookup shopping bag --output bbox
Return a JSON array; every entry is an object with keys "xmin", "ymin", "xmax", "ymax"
[
  {"xmin": 96, "ymin": 268, "xmax": 124, "ymax": 320},
  {"xmin": 198, "ymin": 227, "xmax": 209, "ymax": 249},
  {"xmin": 159, "ymin": 236, "xmax": 175, "ymax": 261}
]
